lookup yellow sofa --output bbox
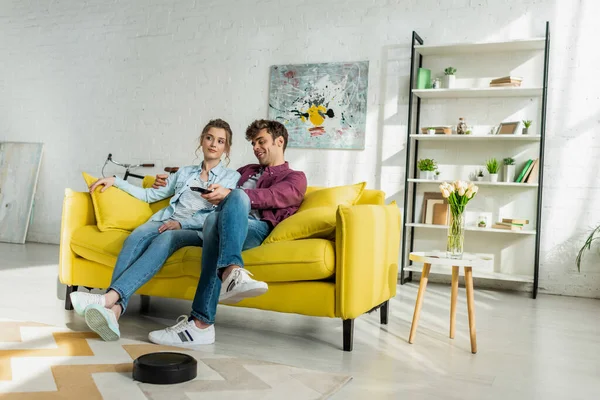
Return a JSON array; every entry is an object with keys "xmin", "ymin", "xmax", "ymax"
[{"xmin": 59, "ymin": 185, "xmax": 401, "ymax": 351}]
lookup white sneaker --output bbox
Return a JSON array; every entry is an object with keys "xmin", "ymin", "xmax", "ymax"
[
  {"xmin": 219, "ymin": 268, "xmax": 268, "ymax": 305},
  {"xmin": 84, "ymin": 304, "xmax": 120, "ymax": 341},
  {"xmin": 148, "ymin": 316, "xmax": 215, "ymax": 347},
  {"xmin": 70, "ymin": 292, "xmax": 105, "ymax": 316}
]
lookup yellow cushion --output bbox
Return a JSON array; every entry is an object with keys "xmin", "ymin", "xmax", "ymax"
[
  {"xmin": 82, "ymin": 172, "xmax": 153, "ymax": 232},
  {"xmin": 299, "ymin": 182, "xmax": 366, "ymax": 212},
  {"xmin": 263, "ymin": 206, "xmax": 336, "ymax": 244},
  {"xmin": 70, "ymin": 225, "xmax": 335, "ymax": 283}
]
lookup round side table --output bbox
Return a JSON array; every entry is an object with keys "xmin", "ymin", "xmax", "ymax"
[{"xmin": 408, "ymin": 251, "xmax": 488, "ymax": 354}]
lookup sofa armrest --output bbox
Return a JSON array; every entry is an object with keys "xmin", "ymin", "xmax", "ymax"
[
  {"xmin": 335, "ymin": 203, "xmax": 401, "ymax": 319},
  {"xmin": 59, "ymin": 189, "xmax": 96, "ymax": 285}
]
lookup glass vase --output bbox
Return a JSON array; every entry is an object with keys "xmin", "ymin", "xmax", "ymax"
[{"xmin": 447, "ymin": 208, "xmax": 465, "ymax": 259}]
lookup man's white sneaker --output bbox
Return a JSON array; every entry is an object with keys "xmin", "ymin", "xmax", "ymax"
[
  {"xmin": 148, "ymin": 316, "xmax": 215, "ymax": 347},
  {"xmin": 219, "ymin": 268, "xmax": 268, "ymax": 305},
  {"xmin": 70, "ymin": 292, "xmax": 105, "ymax": 316},
  {"xmin": 84, "ymin": 304, "xmax": 120, "ymax": 341}
]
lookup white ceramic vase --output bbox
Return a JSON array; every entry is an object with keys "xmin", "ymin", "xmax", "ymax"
[
  {"xmin": 419, "ymin": 170, "xmax": 433, "ymax": 180},
  {"xmin": 503, "ymin": 165, "xmax": 515, "ymax": 182},
  {"xmin": 444, "ymin": 75, "xmax": 456, "ymax": 89},
  {"xmin": 489, "ymin": 173, "xmax": 499, "ymax": 183}
]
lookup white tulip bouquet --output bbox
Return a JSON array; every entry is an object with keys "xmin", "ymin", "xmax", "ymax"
[{"xmin": 439, "ymin": 180, "xmax": 479, "ymax": 258}]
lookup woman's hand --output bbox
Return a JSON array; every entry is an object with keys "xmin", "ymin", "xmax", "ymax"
[
  {"xmin": 152, "ymin": 174, "xmax": 169, "ymax": 189},
  {"xmin": 89, "ymin": 177, "xmax": 116, "ymax": 194},
  {"xmin": 158, "ymin": 220, "xmax": 181, "ymax": 233},
  {"xmin": 202, "ymin": 184, "xmax": 231, "ymax": 205}
]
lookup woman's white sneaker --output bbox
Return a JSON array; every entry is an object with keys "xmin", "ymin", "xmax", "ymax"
[
  {"xmin": 148, "ymin": 316, "xmax": 215, "ymax": 347},
  {"xmin": 219, "ymin": 268, "xmax": 268, "ymax": 305},
  {"xmin": 70, "ymin": 292, "xmax": 105, "ymax": 316},
  {"xmin": 84, "ymin": 304, "xmax": 120, "ymax": 341}
]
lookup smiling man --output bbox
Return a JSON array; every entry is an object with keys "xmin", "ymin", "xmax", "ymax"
[{"xmin": 148, "ymin": 119, "xmax": 307, "ymax": 347}]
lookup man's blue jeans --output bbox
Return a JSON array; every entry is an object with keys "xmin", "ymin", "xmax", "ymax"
[
  {"xmin": 190, "ymin": 189, "xmax": 271, "ymax": 324},
  {"xmin": 109, "ymin": 221, "xmax": 202, "ymax": 313}
]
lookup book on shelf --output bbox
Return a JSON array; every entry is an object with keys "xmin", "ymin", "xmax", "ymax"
[
  {"xmin": 520, "ymin": 159, "xmax": 537, "ymax": 183},
  {"xmin": 515, "ymin": 159, "xmax": 533, "ymax": 183},
  {"xmin": 502, "ymin": 218, "xmax": 529, "ymax": 225},
  {"xmin": 490, "ymin": 82, "xmax": 522, "ymax": 87},
  {"xmin": 490, "ymin": 76, "xmax": 523, "ymax": 83},
  {"xmin": 492, "ymin": 223, "xmax": 523, "ymax": 231},
  {"xmin": 525, "ymin": 159, "xmax": 540, "ymax": 183}
]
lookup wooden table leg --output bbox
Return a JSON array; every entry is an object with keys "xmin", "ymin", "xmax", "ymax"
[
  {"xmin": 450, "ymin": 266, "xmax": 459, "ymax": 339},
  {"xmin": 408, "ymin": 263, "xmax": 431, "ymax": 344},
  {"xmin": 464, "ymin": 266, "xmax": 477, "ymax": 354}
]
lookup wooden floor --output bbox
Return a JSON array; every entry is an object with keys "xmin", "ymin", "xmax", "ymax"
[{"xmin": 1, "ymin": 242, "xmax": 599, "ymax": 399}]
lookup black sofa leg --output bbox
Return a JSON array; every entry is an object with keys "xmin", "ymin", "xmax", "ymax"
[
  {"xmin": 140, "ymin": 295, "xmax": 151, "ymax": 314},
  {"xmin": 343, "ymin": 319, "xmax": 354, "ymax": 352},
  {"xmin": 380, "ymin": 300, "xmax": 389, "ymax": 325},
  {"xmin": 65, "ymin": 285, "xmax": 78, "ymax": 310}
]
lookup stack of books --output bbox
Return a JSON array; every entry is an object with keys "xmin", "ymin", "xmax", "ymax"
[
  {"xmin": 489, "ymin": 76, "xmax": 523, "ymax": 87},
  {"xmin": 492, "ymin": 218, "xmax": 529, "ymax": 231}
]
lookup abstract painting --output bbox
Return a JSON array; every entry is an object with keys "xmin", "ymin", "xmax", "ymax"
[
  {"xmin": 0, "ymin": 142, "xmax": 44, "ymax": 244},
  {"xmin": 268, "ymin": 61, "xmax": 369, "ymax": 149}
]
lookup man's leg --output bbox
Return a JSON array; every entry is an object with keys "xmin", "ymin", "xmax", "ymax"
[
  {"xmin": 218, "ymin": 217, "xmax": 272, "ymax": 304},
  {"xmin": 189, "ymin": 189, "xmax": 252, "ymax": 324}
]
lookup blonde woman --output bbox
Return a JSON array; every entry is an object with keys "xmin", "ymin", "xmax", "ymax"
[{"xmin": 70, "ymin": 119, "xmax": 240, "ymax": 341}]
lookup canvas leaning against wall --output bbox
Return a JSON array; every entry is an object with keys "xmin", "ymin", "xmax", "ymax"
[
  {"xmin": 268, "ymin": 61, "xmax": 369, "ymax": 150},
  {"xmin": 0, "ymin": 142, "xmax": 44, "ymax": 244}
]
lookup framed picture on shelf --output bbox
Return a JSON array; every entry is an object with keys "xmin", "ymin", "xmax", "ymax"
[
  {"xmin": 421, "ymin": 192, "xmax": 447, "ymax": 224},
  {"xmin": 496, "ymin": 121, "xmax": 520, "ymax": 135}
]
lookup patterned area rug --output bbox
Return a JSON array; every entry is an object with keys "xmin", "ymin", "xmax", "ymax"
[{"xmin": 0, "ymin": 321, "xmax": 351, "ymax": 399}]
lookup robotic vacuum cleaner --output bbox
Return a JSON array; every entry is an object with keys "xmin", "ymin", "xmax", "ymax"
[{"xmin": 133, "ymin": 352, "xmax": 197, "ymax": 384}]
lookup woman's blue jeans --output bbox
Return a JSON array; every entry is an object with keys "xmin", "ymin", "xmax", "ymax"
[{"xmin": 109, "ymin": 221, "xmax": 202, "ymax": 313}]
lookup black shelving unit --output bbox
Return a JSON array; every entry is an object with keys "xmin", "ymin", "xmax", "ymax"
[{"xmin": 400, "ymin": 22, "xmax": 551, "ymax": 299}]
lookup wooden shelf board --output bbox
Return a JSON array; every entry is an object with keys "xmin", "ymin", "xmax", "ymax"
[
  {"xmin": 412, "ymin": 87, "xmax": 543, "ymax": 99},
  {"xmin": 407, "ymin": 179, "xmax": 538, "ymax": 188},
  {"xmin": 410, "ymin": 134, "xmax": 541, "ymax": 141},
  {"xmin": 405, "ymin": 223, "xmax": 537, "ymax": 235},
  {"xmin": 414, "ymin": 38, "xmax": 546, "ymax": 56}
]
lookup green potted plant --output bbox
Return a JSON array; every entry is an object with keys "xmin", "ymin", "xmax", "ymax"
[
  {"xmin": 503, "ymin": 157, "xmax": 516, "ymax": 183},
  {"xmin": 434, "ymin": 169, "xmax": 441, "ymax": 180},
  {"xmin": 522, "ymin": 120, "xmax": 533, "ymax": 135},
  {"xmin": 476, "ymin": 168, "xmax": 484, "ymax": 182},
  {"xmin": 417, "ymin": 158, "xmax": 437, "ymax": 180},
  {"xmin": 486, "ymin": 158, "xmax": 500, "ymax": 182},
  {"xmin": 443, "ymin": 67, "xmax": 457, "ymax": 88},
  {"xmin": 576, "ymin": 225, "xmax": 600, "ymax": 271}
]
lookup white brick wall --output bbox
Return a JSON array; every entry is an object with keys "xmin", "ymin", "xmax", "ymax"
[{"xmin": 1, "ymin": 0, "xmax": 599, "ymax": 297}]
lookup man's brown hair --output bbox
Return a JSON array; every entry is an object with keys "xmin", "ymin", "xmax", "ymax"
[{"xmin": 245, "ymin": 119, "xmax": 289, "ymax": 151}]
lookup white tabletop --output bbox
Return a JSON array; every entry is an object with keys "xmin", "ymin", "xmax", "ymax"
[{"xmin": 409, "ymin": 251, "xmax": 491, "ymax": 267}]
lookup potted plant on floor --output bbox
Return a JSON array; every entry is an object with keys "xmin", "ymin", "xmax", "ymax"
[
  {"xmin": 486, "ymin": 158, "xmax": 499, "ymax": 182},
  {"xmin": 503, "ymin": 157, "xmax": 516, "ymax": 182},
  {"xmin": 417, "ymin": 158, "xmax": 436, "ymax": 180},
  {"xmin": 444, "ymin": 67, "xmax": 457, "ymax": 89},
  {"xmin": 522, "ymin": 120, "xmax": 533, "ymax": 135}
]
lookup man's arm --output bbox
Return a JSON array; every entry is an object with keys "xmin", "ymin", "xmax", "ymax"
[{"xmin": 243, "ymin": 171, "xmax": 307, "ymax": 209}]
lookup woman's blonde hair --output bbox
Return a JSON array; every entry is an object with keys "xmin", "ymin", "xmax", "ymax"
[{"xmin": 195, "ymin": 119, "xmax": 233, "ymax": 165}]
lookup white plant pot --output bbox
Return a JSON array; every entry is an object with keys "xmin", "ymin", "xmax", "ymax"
[
  {"xmin": 503, "ymin": 165, "xmax": 515, "ymax": 182},
  {"xmin": 427, "ymin": 129, "xmax": 435, "ymax": 135},
  {"xmin": 419, "ymin": 170, "xmax": 433, "ymax": 180},
  {"xmin": 476, "ymin": 176, "xmax": 484, "ymax": 182},
  {"xmin": 489, "ymin": 173, "xmax": 499, "ymax": 183},
  {"xmin": 443, "ymin": 75, "xmax": 455, "ymax": 89}
]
